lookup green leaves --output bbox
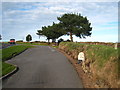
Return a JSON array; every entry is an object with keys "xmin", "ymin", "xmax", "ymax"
[
  {"xmin": 26, "ymin": 34, "xmax": 32, "ymax": 42},
  {"xmin": 37, "ymin": 23, "xmax": 65, "ymax": 43},
  {"xmin": 37, "ymin": 13, "xmax": 92, "ymax": 42},
  {"xmin": 57, "ymin": 13, "xmax": 92, "ymax": 41}
]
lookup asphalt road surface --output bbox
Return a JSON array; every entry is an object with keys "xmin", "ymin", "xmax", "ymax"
[
  {"xmin": 3, "ymin": 46, "xmax": 83, "ymax": 88},
  {"xmin": 1, "ymin": 43, "xmax": 16, "ymax": 49}
]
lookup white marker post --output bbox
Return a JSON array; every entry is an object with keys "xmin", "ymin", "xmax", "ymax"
[
  {"xmin": 78, "ymin": 52, "xmax": 87, "ymax": 72},
  {"xmin": 115, "ymin": 43, "xmax": 118, "ymax": 50},
  {"xmin": 78, "ymin": 52, "xmax": 85, "ymax": 62}
]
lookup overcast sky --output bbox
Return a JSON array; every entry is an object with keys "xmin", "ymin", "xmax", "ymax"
[{"xmin": 1, "ymin": 0, "xmax": 119, "ymax": 42}]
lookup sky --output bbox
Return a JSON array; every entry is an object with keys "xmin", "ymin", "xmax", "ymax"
[{"xmin": 1, "ymin": 0, "xmax": 119, "ymax": 42}]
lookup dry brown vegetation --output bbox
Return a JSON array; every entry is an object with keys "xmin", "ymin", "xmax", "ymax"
[{"xmin": 59, "ymin": 42, "xmax": 119, "ymax": 88}]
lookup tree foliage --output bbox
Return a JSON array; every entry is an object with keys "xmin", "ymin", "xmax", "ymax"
[
  {"xmin": 57, "ymin": 13, "xmax": 92, "ymax": 42},
  {"xmin": 37, "ymin": 22, "xmax": 64, "ymax": 43},
  {"xmin": 36, "ymin": 30, "xmax": 43, "ymax": 40},
  {"xmin": 0, "ymin": 34, "xmax": 2, "ymax": 40},
  {"xmin": 26, "ymin": 34, "xmax": 32, "ymax": 42},
  {"xmin": 37, "ymin": 13, "xmax": 92, "ymax": 43}
]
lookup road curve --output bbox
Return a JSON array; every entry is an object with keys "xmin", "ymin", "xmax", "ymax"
[
  {"xmin": 3, "ymin": 46, "xmax": 83, "ymax": 88},
  {"xmin": 1, "ymin": 43, "xmax": 16, "ymax": 49}
]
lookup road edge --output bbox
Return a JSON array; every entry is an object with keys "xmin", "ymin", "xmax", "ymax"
[
  {"xmin": 1, "ymin": 47, "xmax": 34, "ymax": 80},
  {"xmin": 0, "ymin": 63, "xmax": 19, "ymax": 80},
  {"xmin": 56, "ymin": 48, "xmax": 94, "ymax": 88},
  {"xmin": 3, "ymin": 48, "xmax": 28, "ymax": 61}
]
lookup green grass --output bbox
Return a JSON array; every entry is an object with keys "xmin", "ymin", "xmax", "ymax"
[
  {"xmin": 0, "ymin": 61, "xmax": 16, "ymax": 77},
  {"xmin": 52, "ymin": 45, "xmax": 59, "ymax": 48},
  {"xmin": 0, "ymin": 49, "xmax": 1, "ymax": 59},
  {"xmin": 60, "ymin": 42, "xmax": 118, "ymax": 68},
  {"xmin": 118, "ymin": 48, "xmax": 120, "ymax": 75},
  {"xmin": 2, "ymin": 45, "xmax": 34, "ymax": 61},
  {"xmin": 86, "ymin": 44, "xmax": 118, "ymax": 68},
  {"xmin": 0, "ymin": 45, "xmax": 34, "ymax": 77},
  {"xmin": 59, "ymin": 42, "xmax": 119, "ymax": 85}
]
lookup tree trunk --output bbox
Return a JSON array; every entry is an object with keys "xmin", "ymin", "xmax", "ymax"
[
  {"xmin": 70, "ymin": 32, "xmax": 73, "ymax": 42},
  {"xmin": 52, "ymin": 39, "xmax": 56, "ymax": 43},
  {"xmin": 39, "ymin": 35, "xmax": 40, "ymax": 43},
  {"xmin": 48, "ymin": 39, "xmax": 50, "ymax": 44}
]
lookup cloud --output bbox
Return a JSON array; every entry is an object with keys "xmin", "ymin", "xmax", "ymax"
[
  {"xmin": 2, "ymin": 0, "xmax": 120, "ymax": 2},
  {"xmin": 72, "ymin": 34, "xmax": 118, "ymax": 42},
  {"xmin": 2, "ymin": 2, "xmax": 118, "ymax": 42},
  {"xmin": 58, "ymin": 34, "xmax": 118, "ymax": 43}
]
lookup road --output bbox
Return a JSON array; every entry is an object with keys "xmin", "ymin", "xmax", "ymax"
[
  {"xmin": 3, "ymin": 46, "xmax": 83, "ymax": 88},
  {"xmin": 0, "ymin": 43, "xmax": 16, "ymax": 49}
]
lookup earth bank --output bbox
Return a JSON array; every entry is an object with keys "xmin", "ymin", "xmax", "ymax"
[{"xmin": 59, "ymin": 42, "xmax": 119, "ymax": 88}]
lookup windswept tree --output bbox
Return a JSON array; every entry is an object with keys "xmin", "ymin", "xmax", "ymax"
[
  {"xmin": 50, "ymin": 22, "xmax": 65, "ymax": 42},
  {"xmin": 37, "ymin": 22, "xmax": 64, "ymax": 43},
  {"xmin": 36, "ymin": 30, "xmax": 43, "ymax": 41},
  {"xmin": 0, "ymin": 34, "xmax": 2, "ymax": 40},
  {"xmin": 57, "ymin": 13, "xmax": 92, "ymax": 42},
  {"xmin": 26, "ymin": 34, "xmax": 32, "ymax": 42},
  {"xmin": 41, "ymin": 26, "xmax": 52, "ymax": 43}
]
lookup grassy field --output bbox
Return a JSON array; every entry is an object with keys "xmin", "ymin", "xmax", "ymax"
[
  {"xmin": 0, "ymin": 61, "xmax": 16, "ymax": 77},
  {"xmin": 2, "ymin": 45, "xmax": 34, "ymax": 61},
  {"xmin": 59, "ymin": 42, "xmax": 119, "ymax": 88}
]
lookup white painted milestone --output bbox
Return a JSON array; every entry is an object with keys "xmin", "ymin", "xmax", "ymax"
[
  {"xmin": 78, "ymin": 52, "xmax": 85, "ymax": 61},
  {"xmin": 115, "ymin": 43, "xmax": 118, "ymax": 50}
]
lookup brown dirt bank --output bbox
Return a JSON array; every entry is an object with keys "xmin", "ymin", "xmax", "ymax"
[{"xmin": 58, "ymin": 42, "xmax": 119, "ymax": 88}]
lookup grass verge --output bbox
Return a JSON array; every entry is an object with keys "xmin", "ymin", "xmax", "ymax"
[
  {"xmin": 2, "ymin": 45, "xmax": 34, "ymax": 61},
  {"xmin": 59, "ymin": 42, "xmax": 119, "ymax": 88},
  {"xmin": 0, "ymin": 61, "xmax": 16, "ymax": 77},
  {"xmin": 1, "ymin": 45, "xmax": 34, "ymax": 77}
]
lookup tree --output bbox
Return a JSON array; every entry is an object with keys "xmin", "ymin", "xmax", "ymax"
[
  {"xmin": 41, "ymin": 26, "xmax": 52, "ymax": 43},
  {"xmin": 0, "ymin": 34, "xmax": 2, "ymax": 40},
  {"xmin": 58, "ymin": 38, "xmax": 64, "ymax": 45},
  {"xmin": 26, "ymin": 34, "xmax": 32, "ymax": 42},
  {"xmin": 57, "ymin": 13, "xmax": 92, "ymax": 42},
  {"xmin": 37, "ymin": 22, "xmax": 64, "ymax": 43},
  {"xmin": 36, "ymin": 30, "xmax": 43, "ymax": 41},
  {"xmin": 49, "ymin": 22, "xmax": 65, "ymax": 42}
]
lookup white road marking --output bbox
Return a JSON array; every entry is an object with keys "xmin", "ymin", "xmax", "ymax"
[{"xmin": 48, "ymin": 46, "xmax": 55, "ymax": 52}]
